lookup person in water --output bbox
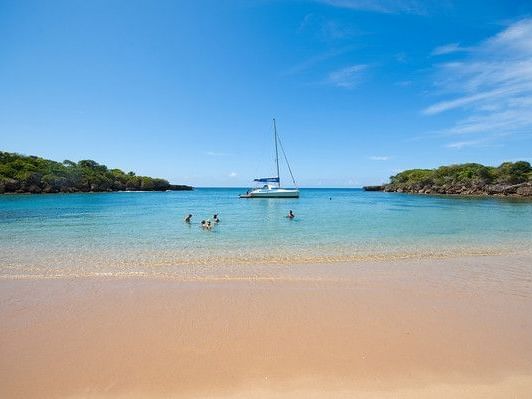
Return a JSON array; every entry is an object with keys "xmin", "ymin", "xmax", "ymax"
[
  {"xmin": 213, "ymin": 214, "xmax": 220, "ymax": 223},
  {"xmin": 206, "ymin": 220, "xmax": 213, "ymax": 230},
  {"xmin": 287, "ymin": 210, "xmax": 295, "ymax": 219},
  {"xmin": 200, "ymin": 220, "xmax": 207, "ymax": 229},
  {"xmin": 184, "ymin": 214, "xmax": 192, "ymax": 223}
]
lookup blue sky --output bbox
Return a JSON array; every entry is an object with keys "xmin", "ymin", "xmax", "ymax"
[{"xmin": 1, "ymin": 0, "xmax": 532, "ymax": 187}]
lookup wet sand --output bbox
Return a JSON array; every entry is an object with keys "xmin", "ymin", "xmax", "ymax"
[{"xmin": 1, "ymin": 254, "xmax": 532, "ymax": 398}]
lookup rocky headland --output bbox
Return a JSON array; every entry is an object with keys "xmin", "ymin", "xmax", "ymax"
[
  {"xmin": 0, "ymin": 151, "xmax": 193, "ymax": 194},
  {"xmin": 364, "ymin": 161, "xmax": 532, "ymax": 197}
]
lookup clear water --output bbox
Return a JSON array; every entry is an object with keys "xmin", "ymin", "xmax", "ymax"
[{"xmin": 1, "ymin": 188, "xmax": 531, "ymax": 277}]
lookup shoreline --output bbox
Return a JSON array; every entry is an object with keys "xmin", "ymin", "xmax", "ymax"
[
  {"xmin": 363, "ymin": 186, "xmax": 532, "ymax": 199},
  {"xmin": 2, "ymin": 245, "xmax": 531, "ymax": 280},
  {"xmin": 0, "ymin": 187, "xmax": 193, "ymax": 195},
  {"xmin": 1, "ymin": 254, "xmax": 531, "ymax": 398},
  {"xmin": 362, "ymin": 183, "xmax": 532, "ymax": 199}
]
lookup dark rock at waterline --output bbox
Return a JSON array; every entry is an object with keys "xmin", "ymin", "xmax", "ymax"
[
  {"xmin": 379, "ymin": 182, "xmax": 532, "ymax": 197},
  {"xmin": 168, "ymin": 184, "xmax": 193, "ymax": 191},
  {"xmin": 362, "ymin": 185, "xmax": 385, "ymax": 192}
]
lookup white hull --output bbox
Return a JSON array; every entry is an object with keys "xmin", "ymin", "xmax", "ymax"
[{"xmin": 240, "ymin": 188, "xmax": 299, "ymax": 198}]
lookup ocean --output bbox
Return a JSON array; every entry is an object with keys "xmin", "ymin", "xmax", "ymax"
[{"xmin": 1, "ymin": 188, "xmax": 531, "ymax": 278}]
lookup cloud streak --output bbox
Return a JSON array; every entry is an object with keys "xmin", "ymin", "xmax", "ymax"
[
  {"xmin": 423, "ymin": 19, "xmax": 532, "ymax": 148},
  {"xmin": 445, "ymin": 139, "xmax": 486, "ymax": 149},
  {"xmin": 299, "ymin": 13, "xmax": 359, "ymax": 40},
  {"xmin": 317, "ymin": 0, "xmax": 428, "ymax": 15},
  {"xmin": 369, "ymin": 155, "xmax": 391, "ymax": 160},
  {"xmin": 328, "ymin": 64, "xmax": 367, "ymax": 88},
  {"xmin": 284, "ymin": 45, "xmax": 356, "ymax": 76},
  {"xmin": 431, "ymin": 42, "xmax": 469, "ymax": 56}
]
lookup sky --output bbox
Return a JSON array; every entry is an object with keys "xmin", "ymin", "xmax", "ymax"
[{"xmin": 1, "ymin": 0, "xmax": 532, "ymax": 187}]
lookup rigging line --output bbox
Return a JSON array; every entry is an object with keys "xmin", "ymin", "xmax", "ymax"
[
  {"xmin": 276, "ymin": 132, "xmax": 298, "ymax": 188},
  {"xmin": 273, "ymin": 119, "xmax": 280, "ymax": 186}
]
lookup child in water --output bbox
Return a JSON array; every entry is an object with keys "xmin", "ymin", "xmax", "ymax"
[
  {"xmin": 184, "ymin": 214, "xmax": 192, "ymax": 223},
  {"xmin": 213, "ymin": 214, "xmax": 220, "ymax": 223},
  {"xmin": 200, "ymin": 219, "xmax": 214, "ymax": 230},
  {"xmin": 287, "ymin": 210, "xmax": 295, "ymax": 219}
]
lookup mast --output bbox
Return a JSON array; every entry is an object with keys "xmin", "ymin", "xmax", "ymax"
[{"xmin": 273, "ymin": 118, "xmax": 280, "ymax": 187}]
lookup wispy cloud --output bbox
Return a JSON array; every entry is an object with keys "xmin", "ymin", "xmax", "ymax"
[
  {"xmin": 431, "ymin": 42, "xmax": 469, "ymax": 56},
  {"xmin": 423, "ymin": 87, "xmax": 515, "ymax": 115},
  {"xmin": 299, "ymin": 13, "xmax": 360, "ymax": 40},
  {"xmin": 445, "ymin": 139, "xmax": 486, "ymax": 149},
  {"xmin": 228, "ymin": 172, "xmax": 237, "ymax": 177},
  {"xmin": 423, "ymin": 19, "xmax": 532, "ymax": 148},
  {"xmin": 328, "ymin": 64, "xmax": 367, "ymax": 88},
  {"xmin": 285, "ymin": 14, "xmax": 364, "ymax": 78},
  {"xmin": 317, "ymin": 0, "xmax": 428, "ymax": 15},
  {"xmin": 284, "ymin": 46, "xmax": 356, "ymax": 76},
  {"xmin": 369, "ymin": 155, "xmax": 391, "ymax": 160}
]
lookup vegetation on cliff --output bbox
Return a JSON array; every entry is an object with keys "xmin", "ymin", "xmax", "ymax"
[
  {"xmin": 377, "ymin": 161, "xmax": 532, "ymax": 196},
  {"xmin": 0, "ymin": 151, "xmax": 192, "ymax": 194}
]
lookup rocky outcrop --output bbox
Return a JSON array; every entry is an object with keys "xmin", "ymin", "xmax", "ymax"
[
  {"xmin": 0, "ymin": 151, "xmax": 194, "ymax": 194},
  {"xmin": 363, "ymin": 162, "xmax": 532, "ymax": 198},
  {"xmin": 168, "ymin": 184, "xmax": 193, "ymax": 191},
  {"xmin": 369, "ymin": 182, "xmax": 532, "ymax": 197},
  {"xmin": 362, "ymin": 185, "xmax": 385, "ymax": 192},
  {"xmin": 2, "ymin": 183, "xmax": 193, "ymax": 194}
]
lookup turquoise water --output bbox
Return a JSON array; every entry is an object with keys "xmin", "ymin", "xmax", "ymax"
[{"xmin": 1, "ymin": 188, "xmax": 531, "ymax": 277}]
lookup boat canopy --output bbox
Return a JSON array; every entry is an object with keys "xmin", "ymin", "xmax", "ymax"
[{"xmin": 253, "ymin": 177, "xmax": 280, "ymax": 183}]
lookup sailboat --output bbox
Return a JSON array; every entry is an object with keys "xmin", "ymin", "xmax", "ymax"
[{"xmin": 239, "ymin": 119, "xmax": 299, "ymax": 198}]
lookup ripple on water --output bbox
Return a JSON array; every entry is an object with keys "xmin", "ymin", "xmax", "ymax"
[{"xmin": 1, "ymin": 189, "xmax": 531, "ymax": 279}]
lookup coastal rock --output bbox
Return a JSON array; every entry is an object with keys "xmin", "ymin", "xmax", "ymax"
[
  {"xmin": 516, "ymin": 184, "xmax": 532, "ymax": 196},
  {"xmin": 2, "ymin": 178, "xmax": 20, "ymax": 192},
  {"xmin": 374, "ymin": 161, "xmax": 532, "ymax": 197},
  {"xmin": 168, "ymin": 184, "xmax": 194, "ymax": 191},
  {"xmin": 362, "ymin": 185, "xmax": 384, "ymax": 192},
  {"xmin": 42, "ymin": 185, "xmax": 59, "ymax": 193},
  {"xmin": 486, "ymin": 185, "xmax": 506, "ymax": 195},
  {"xmin": 380, "ymin": 180, "xmax": 532, "ymax": 198},
  {"xmin": 28, "ymin": 184, "xmax": 42, "ymax": 194}
]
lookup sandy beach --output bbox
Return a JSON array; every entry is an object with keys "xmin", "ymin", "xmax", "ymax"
[
  {"xmin": 3, "ymin": 0, "xmax": 532, "ymax": 396},
  {"xmin": 1, "ymin": 253, "xmax": 532, "ymax": 398}
]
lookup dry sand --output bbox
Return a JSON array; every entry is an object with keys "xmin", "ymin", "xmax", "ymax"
[{"xmin": 1, "ymin": 254, "xmax": 531, "ymax": 398}]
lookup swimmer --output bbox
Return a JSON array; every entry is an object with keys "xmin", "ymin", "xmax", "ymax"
[
  {"xmin": 200, "ymin": 220, "xmax": 207, "ymax": 229},
  {"xmin": 184, "ymin": 214, "xmax": 192, "ymax": 223},
  {"xmin": 287, "ymin": 210, "xmax": 295, "ymax": 219},
  {"xmin": 213, "ymin": 213, "xmax": 220, "ymax": 223}
]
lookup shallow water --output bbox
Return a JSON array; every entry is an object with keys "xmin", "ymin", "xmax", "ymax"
[{"xmin": 1, "ymin": 188, "xmax": 531, "ymax": 277}]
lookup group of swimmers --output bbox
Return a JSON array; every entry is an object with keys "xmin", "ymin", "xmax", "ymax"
[
  {"xmin": 185, "ymin": 210, "xmax": 295, "ymax": 229},
  {"xmin": 184, "ymin": 213, "xmax": 220, "ymax": 230}
]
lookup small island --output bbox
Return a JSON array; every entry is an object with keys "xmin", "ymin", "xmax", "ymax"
[
  {"xmin": 0, "ymin": 151, "xmax": 192, "ymax": 194},
  {"xmin": 364, "ymin": 161, "xmax": 532, "ymax": 197}
]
